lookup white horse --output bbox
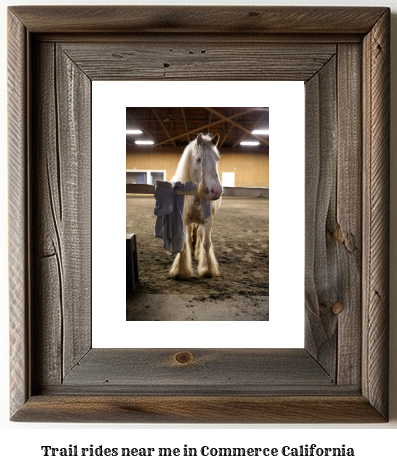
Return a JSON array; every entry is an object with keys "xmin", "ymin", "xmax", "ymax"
[{"xmin": 169, "ymin": 133, "xmax": 223, "ymax": 280}]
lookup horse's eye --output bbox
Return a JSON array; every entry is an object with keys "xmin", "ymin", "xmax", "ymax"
[{"xmin": 196, "ymin": 158, "xmax": 201, "ymax": 164}]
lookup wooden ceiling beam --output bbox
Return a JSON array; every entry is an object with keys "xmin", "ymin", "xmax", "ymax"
[
  {"xmin": 181, "ymin": 107, "xmax": 190, "ymax": 143},
  {"xmin": 126, "ymin": 109, "xmax": 159, "ymax": 145},
  {"xmin": 219, "ymin": 112, "xmax": 235, "ymax": 149},
  {"xmin": 153, "ymin": 108, "xmax": 266, "ymax": 147},
  {"xmin": 151, "ymin": 107, "xmax": 177, "ymax": 147},
  {"xmin": 233, "ymin": 111, "xmax": 269, "ymax": 148},
  {"xmin": 203, "ymin": 107, "xmax": 269, "ymax": 146}
]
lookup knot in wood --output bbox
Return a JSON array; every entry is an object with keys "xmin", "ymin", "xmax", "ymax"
[
  {"xmin": 331, "ymin": 302, "xmax": 344, "ymax": 316},
  {"xmin": 174, "ymin": 351, "xmax": 194, "ymax": 365},
  {"xmin": 333, "ymin": 225, "xmax": 344, "ymax": 244}
]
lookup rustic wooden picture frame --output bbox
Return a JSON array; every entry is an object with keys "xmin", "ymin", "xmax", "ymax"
[{"xmin": 8, "ymin": 6, "xmax": 390, "ymax": 423}]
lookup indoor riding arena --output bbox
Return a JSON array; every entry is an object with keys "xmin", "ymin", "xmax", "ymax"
[{"xmin": 126, "ymin": 107, "xmax": 269, "ymax": 322}]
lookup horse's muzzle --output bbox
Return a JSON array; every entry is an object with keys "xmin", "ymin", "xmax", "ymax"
[{"xmin": 206, "ymin": 186, "xmax": 223, "ymax": 201}]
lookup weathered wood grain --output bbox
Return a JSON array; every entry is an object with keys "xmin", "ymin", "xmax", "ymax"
[
  {"xmin": 305, "ymin": 44, "xmax": 366, "ymax": 388},
  {"xmin": 335, "ymin": 43, "xmax": 362, "ymax": 386},
  {"xmin": 63, "ymin": 349, "xmax": 333, "ymax": 389},
  {"xmin": 32, "ymin": 42, "xmax": 92, "ymax": 387},
  {"xmin": 32, "ymin": 42, "xmax": 63, "ymax": 388},
  {"xmin": 8, "ymin": 9, "xmax": 30, "ymax": 419},
  {"xmin": 34, "ymin": 33, "xmax": 364, "ymax": 45},
  {"xmin": 59, "ymin": 43, "xmax": 336, "ymax": 82},
  {"xmin": 304, "ymin": 56, "xmax": 338, "ymax": 378},
  {"xmin": 362, "ymin": 9, "xmax": 390, "ymax": 419},
  {"xmin": 8, "ymin": 6, "xmax": 390, "ymax": 423},
  {"xmin": 8, "ymin": 6, "xmax": 387, "ymax": 34},
  {"xmin": 56, "ymin": 45, "xmax": 92, "ymax": 378},
  {"xmin": 12, "ymin": 396, "xmax": 385, "ymax": 424}
]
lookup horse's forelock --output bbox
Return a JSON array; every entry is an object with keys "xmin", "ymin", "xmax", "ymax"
[
  {"xmin": 176, "ymin": 134, "xmax": 219, "ymax": 184},
  {"xmin": 194, "ymin": 134, "xmax": 220, "ymax": 161}
]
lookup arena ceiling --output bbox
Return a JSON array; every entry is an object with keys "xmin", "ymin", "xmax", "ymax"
[{"xmin": 126, "ymin": 107, "xmax": 269, "ymax": 149}]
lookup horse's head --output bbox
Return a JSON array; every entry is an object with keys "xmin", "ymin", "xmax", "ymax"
[{"xmin": 189, "ymin": 133, "xmax": 223, "ymax": 201}]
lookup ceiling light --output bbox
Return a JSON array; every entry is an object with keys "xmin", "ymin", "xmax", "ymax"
[
  {"xmin": 126, "ymin": 129, "xmax": 143, "ymax": 134},
  {"xmin": 252, "ymin": 129, "xmax": 269, "ymax": 135},
  {"xmin": 240, "ymin": 141, "xmax": 260, "ymax": 146},
  {"xmin": 135, "ymin": 140, "xmax": 154, "ymax": 145}
]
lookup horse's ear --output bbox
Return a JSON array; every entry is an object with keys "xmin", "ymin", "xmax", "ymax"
[
  {"xmin": 196, "ymin": 133, "xmax": 203, "ymax": 144},
  {"xmin": 211, "ymin": 133, "xmax": 220, "ymax": 147}
]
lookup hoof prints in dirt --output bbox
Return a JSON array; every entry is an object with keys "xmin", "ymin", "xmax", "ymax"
[
  {"xmin": 126, "ymin": 293, "xmax": 269, "ymax": 321},
  {"xmin": 126, "ymin": 196, "xmax": 269, "ymax": 321}
]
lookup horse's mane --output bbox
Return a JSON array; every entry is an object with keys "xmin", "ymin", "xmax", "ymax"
[{"xmin": 171, "ymin": 144, "xmax": 194, "ymax": 183}]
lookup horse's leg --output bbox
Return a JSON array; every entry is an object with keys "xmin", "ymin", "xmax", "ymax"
[
  {"xmin": 187, "ymin": 223, "xmax": 200, "ymax": 261},
  {"xmin": 198, "ymin": 217, "xmax": 219, "ymax": 278},
  {"xmin": 194, "ymin": 224, "xmax": 202, "ymax": 261},
  {"xmin": 186, "ymin": 223, "xmax": 194, "ymax": 253},
  {"xmin": 168, "ymin": 225, "xmax": 194, "ymax": 280}
]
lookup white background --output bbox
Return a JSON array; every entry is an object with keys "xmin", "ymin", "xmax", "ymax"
[
  {"xmin": 92, "ymin": 81, "xmax": 305, "ymax": 348},
  {"xmin": 1, "ymin": 0, "xmax": 396, "ymax": 469}
]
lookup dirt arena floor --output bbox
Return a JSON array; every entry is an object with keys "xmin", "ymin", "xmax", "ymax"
[{"xmin": 126, "ymin": 195, "xmax": 269, "ymax": 321}]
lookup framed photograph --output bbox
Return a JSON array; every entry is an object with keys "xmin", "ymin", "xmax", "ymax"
[
  {"xmin": 8, "ymin": 6, "xmax": 390, "ymax": 423},
  {"xmin": 92, "ymin": 82, "xmax": 304, "ymax": 348},
  {"xmin": 124, "ymin": 104, "xmax": 271, "ymax": 323}
]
